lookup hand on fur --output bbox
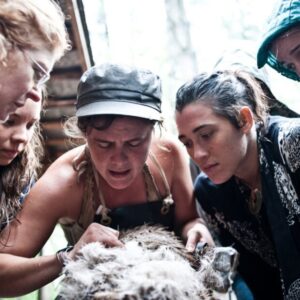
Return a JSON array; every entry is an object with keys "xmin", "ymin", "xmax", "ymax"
[
  {"xmin": 68, "ymin": 223, "xmax": 124, "ymax": 260},
  {"xmin": 182, "ymin": 218, "xmax": 215, "ymax": 252},
  {"xmin": 58, "ymin": 225, "xmax": 238, "ymax": 300}
]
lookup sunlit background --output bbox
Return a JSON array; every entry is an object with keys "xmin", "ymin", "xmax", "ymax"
[
  {"xmin": 5, "ymin": 1, "xmax": 299, "ymax": 299},
  {"xmin": 83, "ymin": 0, "xmax": 300, "ymax": 133}
]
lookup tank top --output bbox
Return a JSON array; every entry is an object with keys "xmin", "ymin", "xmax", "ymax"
[{"xmin": 59, "ymin": 150, "xmax": 175, "ymax": 245}]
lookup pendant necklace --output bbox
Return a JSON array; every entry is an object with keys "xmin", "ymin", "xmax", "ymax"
[
  {"xmin": 248, "ymin": 188, "xmax": 262, "ymax": 215},
  {"xmin": 236, "ymin": 177, "xmax": 263, "ymax": 215}
]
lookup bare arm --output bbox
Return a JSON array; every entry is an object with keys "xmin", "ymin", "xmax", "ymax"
[
  {"xmin": 0, "ymin": 253, "xmax": 61, "ymax": 297},
  {"xmin": 0, "ymin": 148, "xmax": 85, "ymax": 256},
  {"xmin": 0, "ymin": 147, "xmax": 123, "ymax": 296},
  {"xmin": 0, "ymin": 224, "xmax": 123, "ymax": 297}
]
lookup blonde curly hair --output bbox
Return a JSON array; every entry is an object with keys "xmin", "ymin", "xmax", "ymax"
[{"xmin": 0, "ymin": 0, "xmax": 71, "ymax": 64}]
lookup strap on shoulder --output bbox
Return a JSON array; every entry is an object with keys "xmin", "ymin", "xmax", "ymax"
[{"xmin": 148, "ymin": 151, "xmax": 171, "ymax": 196}]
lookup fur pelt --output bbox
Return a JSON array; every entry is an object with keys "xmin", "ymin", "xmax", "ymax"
[{"xmin": 58, "ymin": 225, "xmax": 238, "ymax": 300}]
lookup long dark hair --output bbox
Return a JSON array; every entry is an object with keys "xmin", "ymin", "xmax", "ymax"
[{"xmin": 176, "ymin": 70, "xmax": 269, "ymax": 129}]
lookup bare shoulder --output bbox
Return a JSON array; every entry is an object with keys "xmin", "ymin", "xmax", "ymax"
[
  {"xmin": 151, "ymin": 134, "xmax": 188, "ymax": 164},
  {"xmin": 37, "ymin": 145, "xmax": 86, "ymax": 192},
  {"xmin": 26, "ymin": 145, "xmax": 86, "ymax": 219},
  {"xmin": 44, "ymin": 146, "xmax": 85, "ymax": 176},
  {"xmin": 148, "ymin": 134, "xmax": 189, "ymax": 184}
]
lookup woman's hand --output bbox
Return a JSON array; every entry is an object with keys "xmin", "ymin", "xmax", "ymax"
[
  {"xmin": 68, "ymin": 223, "xmax": 124, "ymax": 260},
  {"xmin": 182, "ymin": 218, "xmax": 215, "ymax": 252}
]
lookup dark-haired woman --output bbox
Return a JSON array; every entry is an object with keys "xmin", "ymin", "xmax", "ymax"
[{"xmin": 175, "ymin": 70, "xmax": 300, "ymax": 299}]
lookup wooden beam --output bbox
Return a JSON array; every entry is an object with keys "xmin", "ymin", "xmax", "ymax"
[{"xmin": 65, "ymin": 0, "xmax": 93, "ymax": 71}]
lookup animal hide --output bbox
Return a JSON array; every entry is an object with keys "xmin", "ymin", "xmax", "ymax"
[{"xmin": 58, "ymin": 225, "xmax": 238, "ymax": 300}]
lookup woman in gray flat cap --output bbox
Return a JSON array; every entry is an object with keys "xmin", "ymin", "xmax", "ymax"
[{"xmin": 1, "ymin": 63, "xmax": 214, "ymax": 292}]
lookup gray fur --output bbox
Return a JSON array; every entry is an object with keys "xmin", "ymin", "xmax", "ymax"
[{"xmin": 58, "ymin": 225, "xmax": 238, "ymax": 300}]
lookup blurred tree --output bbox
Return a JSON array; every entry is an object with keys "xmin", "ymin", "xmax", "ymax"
[
  {"xmin": 164, "ymin": 0, "xmax": 198, "ymax": 80},
  {"xmin": 221, "ymin": 0, "xmax": 261, "ymax": 40},
  {"xmin": 84, "ymin": 0, "xmax": 110, "ymax": 62},
  {"xmin": 163, "ymin": 0, "xmax": 198, "ymax": 131}
]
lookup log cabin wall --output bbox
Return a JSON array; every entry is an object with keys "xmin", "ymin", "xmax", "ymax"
[{"xmin": 41, "ymin": 0, "xmax": 93, "ymax": 166}]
